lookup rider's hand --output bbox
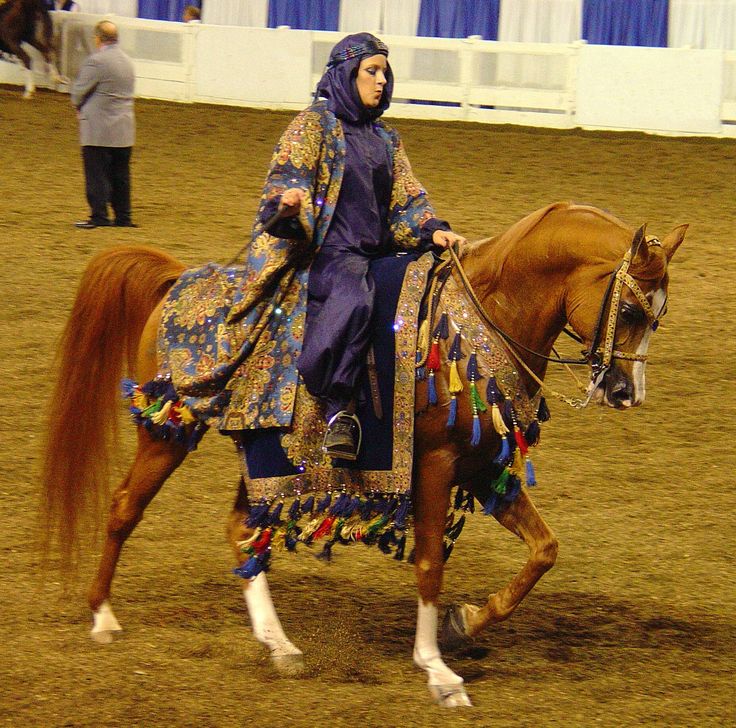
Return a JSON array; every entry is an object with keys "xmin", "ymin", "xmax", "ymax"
[
  {"xmin": 279, "ymin": 188, "xmax": 305, "ymax": 218},
  {"xmin": 432, "ymin": 229, "xmax": 466, "ymax": 249}
]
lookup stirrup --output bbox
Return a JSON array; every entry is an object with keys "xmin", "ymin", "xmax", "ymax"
[{"xmin": 322, "ymin": 411, "xmax": 362, "ymax": 461}]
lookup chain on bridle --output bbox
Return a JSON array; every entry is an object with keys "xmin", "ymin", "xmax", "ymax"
[{"xmin": 446, "ymin": 226, "xmax": 666, "ymax": 408}]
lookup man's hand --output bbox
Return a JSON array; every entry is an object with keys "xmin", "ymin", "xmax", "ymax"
[{"xmin": 432, "ymin": 229, "xmax": 466, "ymax": 249}]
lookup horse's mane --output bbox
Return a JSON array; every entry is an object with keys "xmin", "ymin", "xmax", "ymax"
[{"xmin": 466, "ymin": 201, "xmax": 630, "ymax": 254}]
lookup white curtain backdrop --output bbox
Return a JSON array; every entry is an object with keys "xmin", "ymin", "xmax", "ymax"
[
  {"xmin": 80, "ymin": 0, "xmax": 138, "ymax": 16},
  {"xmin": 496, "ymin": 0, "xmax": 581, "ymax": 87},
  {"xmin": 383, "ymin": 0, "xmax": 420, "ymax": 36},
  {"xmin": 670, "ymin": 0, "xmax": 736, "ymax": 98},
  {"xmin": 668, "ymin": 0, "xmax": 736, "ymax": 49},
  {"xmin": 338, "ymin": 0, "xmax": 382, "ymax": 32},
  {"xmin": 202, "ymin": 0, "xmax": 269, "ymax": 27}
]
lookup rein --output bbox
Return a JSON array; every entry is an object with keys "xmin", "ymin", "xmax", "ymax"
[{"xmin": 443, "ymin": 231, "xmax": 664, "ymax": 409}]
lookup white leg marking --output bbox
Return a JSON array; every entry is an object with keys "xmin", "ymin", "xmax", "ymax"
[
  {"xmin": 243, "ymin": 573, "xmax": 303, "ymax": 666},
  {"xmin": 90, "ymin": 600, "xmax": 123, "ymax": 644},
  {"xmin": 23, "ymin": 67, "xmax": 35, "ymax": 99},
  {"xmin": 413, "ymin": 599, "xmax": 472, "ymax": 707}
]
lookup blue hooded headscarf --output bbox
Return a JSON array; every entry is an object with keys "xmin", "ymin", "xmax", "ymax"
[{"xmin": 315, "ymin": 33, "xmax": 394, "ymax": 123}]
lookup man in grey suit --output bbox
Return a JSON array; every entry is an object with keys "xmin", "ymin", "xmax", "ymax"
[{"xmin": 71, "ymin": 20, "xmax": 135, "ymax": 228}]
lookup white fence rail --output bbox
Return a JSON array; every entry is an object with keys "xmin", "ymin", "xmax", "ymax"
[{"xmin": 2, "ymin": 12, "xmax": 734, "ymax": 137}]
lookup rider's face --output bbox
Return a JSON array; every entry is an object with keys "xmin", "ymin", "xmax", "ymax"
[{"xmin": 356, "ymin": 54, "xmax": 388, "ymax": 108}]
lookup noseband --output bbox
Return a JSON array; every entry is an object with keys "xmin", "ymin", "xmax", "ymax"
[{"xmin": 447, "ymin": 230, "xmax": 666, "ymax": 407}]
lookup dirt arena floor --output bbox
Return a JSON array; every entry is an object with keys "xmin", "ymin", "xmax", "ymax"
[{"xmin": 1, "ymin": 86, "xmax": 734, "ymax": 727}]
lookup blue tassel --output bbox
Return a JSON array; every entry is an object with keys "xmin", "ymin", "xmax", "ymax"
[
  {"xmin": 502, "ymin": 399, "xmax": 515, "ymax": 430},
  {"xmin": 447, "ymin": 397, "xmax": 457, "ymax": 427},
  {"xmin": 329, "ymin": 492, "xmax": 350, "ymax": 517},
  {"xmin": 428, "ymin": 373, "xmax": 437, "ymax": 405},
  {"xmin": 483, "ymin": 493, "xmax": 499, "ymax": 515},
  {"xmin": 394, "ymin": 495, "xmax": 411, "ymax": 529},
  {"xmin": 358, "ymin": 497, "xmax": 373, "ymax": 520},
  {"xmin": 232, "ymin": 552, "xmax": 269, "ymax": 579},
  {"xmin": 433, "ymin": 312, "xmax": 449, "ymax": 340},
  {"xmin": 268, "ymin": 502, "xmax": 284, "ymax": 526},
  {"xmin": 486, "ymin": 376, "xmax": 500, "ymax": 404},
  {"xmin": 470, "ymin": 414, "xmax": 482, "ymax": 446},
  {"xmin": 285, "ymin": 534, "xmax": 298, "ymax": 551},
  {"xmin": 316, "ymin": 541, "xmax": 333, "ymax": 562},
  {"xmin": 301, "ymin": 495, "xmax": 315, "ymax": 514},
  {"xmin": 525, "ymin": 458, "xmax": 537, "ymax": 487},
  {"xmin": 493, "ymin": 435, "xmax": 511, "ymax": 464},
  {"xmin": 378, "ymin": 529, "xmax": 395, "ymax": 554},
  {"xmin": 394, "ymin": 534, "xmax": 407, "ymax": 561},
  {"xmin": 525, "ymin": 420, "xmax": 540, "ymax": 446},
  {"xmin": 537, "ymin": 397, "xmax": 551, "ymax": 422},
  {"xmin": 466, "ymin": 353, "xmax": 481, "ymax": 380},
  {"xmin": 316, "ymin": 492, "xmax": 332, "ymax": 513},
  {"xmin": 287, "ymin": 498, "xmax": 301, "ymax": 521},
  {"xmin": 448, "ymin": 332, "xmax": 463, "ymax": 361},
  {"xmin": 416, "ymin": 365, "xmax": 426, "ymax": 381},
  {"xmin": 505, "ymin": 475, "xmax": 522, "ymax": 502},
  {"xmin": 121, "ymin": 378, "xmax": 137, "ymax": 398}
]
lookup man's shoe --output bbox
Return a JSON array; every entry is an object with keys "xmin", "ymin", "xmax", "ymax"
[
  {"xmin": 323, "ymin": 411, "xmax": 362, "ymax": 461},
  {"xmin": 114, "ymin": 221, "xmax": 138, "ymax": 227},
  {"xmin": 75, "ymin": 219, "xmax": 110, "ymax": 229}
]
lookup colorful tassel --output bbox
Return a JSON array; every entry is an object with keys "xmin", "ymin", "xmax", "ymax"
[
  {"xmin": 470, "ymin": 414, "xmax": 482, "ymax": 446},
  {"xmin": 416, "ymin": 317, "xmax": 430, "ymax": 359},
  {"xmin": 491, "ymin": 403, "xmax": 509, "ymax": 436},
  {"xmin": 537, "ymin": 397, "xmax": 551, "ymax": 422},
  {"xmin": 426, "ymin": 340, "xmax": 441, "ymax": 371},
  {"xmin": 525, "ymin": 420, "xmax": 540, "ymax": 446},
  {"xmin": 514, "ymin": 426, "xmax": 529, "ymax": 457},
  {"xmin": 428, "ymin": 372, "xmax": 437, "ymax": 405},
  {"xmin": 493, "ymin": 434, "xmax": 511, "ymax": 464},
  {"xmin": 447, "ymin": 397, "xmax": 458, "ymax": 427},
  {"xmin": 525, "ymin": 457, "xmax": 537, "ymax": 487}
]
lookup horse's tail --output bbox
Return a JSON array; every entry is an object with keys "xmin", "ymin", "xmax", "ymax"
[{"xmin": 41, "ymin": 245, "xmax": 186, "ymax": 574}]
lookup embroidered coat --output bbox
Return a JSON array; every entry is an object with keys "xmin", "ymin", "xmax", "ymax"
[{"xmin": 160, "ymin": 100, "xmax": 440, "ymax": 430}]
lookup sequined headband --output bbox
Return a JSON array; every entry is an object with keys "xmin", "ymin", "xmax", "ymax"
[{"xmin": 327, "ymin": 38, "xmax": 389, "ymax": 68}]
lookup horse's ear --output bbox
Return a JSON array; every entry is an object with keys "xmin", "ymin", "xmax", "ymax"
[
  {"xmin": 630, "ymin": 224, "xmax": 647, "ymax": 258},
  {"xmin": 661, "ymin": 224, "xmax": 688, "ymax": 262}
]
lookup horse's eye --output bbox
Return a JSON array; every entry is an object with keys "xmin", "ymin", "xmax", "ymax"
[{"xmin": 619, "ymin": 303, "xmax": 646, "ymax": 325}]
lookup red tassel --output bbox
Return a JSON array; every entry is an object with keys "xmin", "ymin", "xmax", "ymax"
[
  {"xmin": 514, "ymin": 427, "xmax": 529, "ymax": 456},
  {"xmin": 252, "ymin": 528, "xmax": 272, "ymax": 554},
  {"xmin": 426, "ymin": 340, "xmax": 441, "ymax": 371},
  {"xmin": 312, "ymin": 516, "xmax": 336, "ymax": 541}
]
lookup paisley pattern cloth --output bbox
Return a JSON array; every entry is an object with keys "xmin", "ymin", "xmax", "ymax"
[{"xmin": 157, "ymin": 100, "xmax": 441, "ymax": 431}]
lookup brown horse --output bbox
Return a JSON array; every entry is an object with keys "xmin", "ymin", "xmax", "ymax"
[
  {"xmin": 0, "ymin": 0, "xmax": 63, "ymax": 98},
  {"xmin": 41, "ymin": 202, "xmax": 686, "ymax": 707}
]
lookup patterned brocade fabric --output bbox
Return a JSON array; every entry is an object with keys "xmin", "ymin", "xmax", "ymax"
[{"xmin": 157, "ymin": 100, "xmax": 440, "ymax": 432}]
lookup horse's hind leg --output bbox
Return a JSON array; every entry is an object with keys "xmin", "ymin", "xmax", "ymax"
[
  {"xmin": 225, "ymin": 477, "xmax": 304, "ymax": 675},
  {"xmin": 89, "ymin": 428, "xmax": 188, "ymax": 643},
  {"xmin": 412, "ymin": 451, "xmax": 472, "ymax": 707},
  {"xmin": 441, "ymin": 489, "xmax": 558, "ymax": 647}
]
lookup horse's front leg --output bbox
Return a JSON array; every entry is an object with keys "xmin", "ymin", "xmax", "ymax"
[
  {"xmin": 89, "ymin": 429, "xmax": 188, "ymax": 643},
  {"xmin": 412, "ymin": 449, "xmax": 472, "ymax": 707},
  {"xmin": 226, "ymin": 478, "xmax": 304, "ymax": 675},
  {"xmin": 441, "ymin": 488, "xmax": 558, "ymax": 646},
  {"xmin": 26, "ymin": 37, "xmax": 66, "ymax": 86}
]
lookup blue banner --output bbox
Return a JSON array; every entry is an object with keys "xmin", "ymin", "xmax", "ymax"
[
  {"xmin": 417, "ymin": 0, "xmax": 499, "ymax": 39},
  {"xmin": 583, "ymin": 0, "xmax": 668, "ymax": 47},
  {"xmin": 268, "ymin": 0, "xmax": 340, "ymax": 31}
]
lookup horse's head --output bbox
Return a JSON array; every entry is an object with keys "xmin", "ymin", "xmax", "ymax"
[{"xmin": 566, "ymin": 223, "xmax": 687, "ymax": 409}]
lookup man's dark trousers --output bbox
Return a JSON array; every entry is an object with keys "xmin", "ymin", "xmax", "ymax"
[{"xmin": 82, "ymin": 145, "xmax": 132, "ymax": 225}]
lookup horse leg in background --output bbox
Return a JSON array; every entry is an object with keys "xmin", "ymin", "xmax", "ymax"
[
  {"xmin": 4, "ymin": 40, "xmax": 36, "ymax": 98},
  {"xmin": 412, "ymin": 450, "xmax": 472, "ymax": 708},
  {"xmin": 441, "ymin": 489, "xmax": 558, "ymax": 648},
  {"xmin": 89, "ymin": 429, "xmax": 189, "ymax": 643},
  {"xmin": 225, "ymin": 477, "xmax": 304, "ymax": 675}
]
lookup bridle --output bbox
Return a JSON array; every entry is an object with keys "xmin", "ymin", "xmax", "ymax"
[{"xmin": 445, "ymin": 227, "xmax": 667, "ymax": 408}]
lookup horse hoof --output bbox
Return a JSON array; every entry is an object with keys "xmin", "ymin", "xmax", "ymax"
[
  {"xmin": 429, "ymin": 683, "xmax": 473, "ymax": 708},
  {"xmin": 439, "ymin": 604, "xmax": 473, "ymax": 652},
  {"xmin": 90, "ymin": 601, "xmax": 123, "ymax": 644},
  {"xmin": 270, "ymin": 652, "xmax": 305, "ymax": 676},
  {"xmin": 90, "ymin": 628, "xmax": 120, "ymax": 644}
]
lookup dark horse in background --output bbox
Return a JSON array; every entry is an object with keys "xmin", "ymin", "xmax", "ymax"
[{"xmin": 0, "ymin": 0, "xmax": 64, "ymax": 98}]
